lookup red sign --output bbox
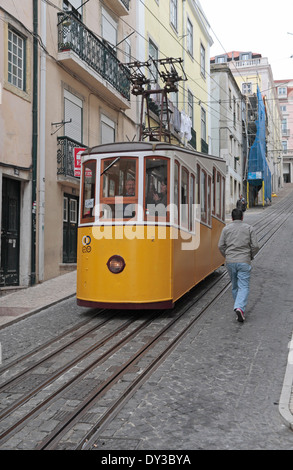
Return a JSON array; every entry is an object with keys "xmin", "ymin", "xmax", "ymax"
[{"xmin": 74, "ymin": 147, "xmax": 86, "ymax": 177}]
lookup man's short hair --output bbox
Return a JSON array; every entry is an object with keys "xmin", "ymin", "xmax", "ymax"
[{"xmin": 232, "ymin": 208, "xmax": 243, "ymax": 220}]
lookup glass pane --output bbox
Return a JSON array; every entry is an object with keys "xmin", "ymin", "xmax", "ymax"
[
  {"xmin": 216, "ymin": 172, "xmax": 221, "ymax": 217},
  {"xmin": 174, "ymin": 162, "xmax": 179, "ymax": 224},
  {"xmin": 82, "ymin": 160, "xmax": 96, "ymax": 220},
  {"xmin": 70, "ymin": 199, "xmax": 77, "ymax": 223},
  {"xmin": 145, "ymin": 158, "xmax": 168, "ymax": 219},
  {"xmin": 102, "ymin": 158, "xmax": 136, "ymax": 197},
  {"xmin": 189, "ymin": 175, "xmax": 195, "ymax": 232},
  {"xmin": 181, "ymin": 168, "xmax": 188, "ymax": 227},
  {"xmin": 201, "ymin": 170, "xmax": 206, "ymax": 221},
  {"xmin": 63, "ymin": 197, "xmax": 68, "ymax": 222},
  {"xmin": 101, "ymin": 157, "xmax": 137, "ymax": 220}
]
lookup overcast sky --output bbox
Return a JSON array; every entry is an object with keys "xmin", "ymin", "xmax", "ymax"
[{"xmin": 202, "ymin": 0, "xmax": 293, "ymax": 80}]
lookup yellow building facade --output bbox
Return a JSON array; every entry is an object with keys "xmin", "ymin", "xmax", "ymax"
[{"xmin": 138, "ymin": 0, "xmax": 213, "ymax": 152}]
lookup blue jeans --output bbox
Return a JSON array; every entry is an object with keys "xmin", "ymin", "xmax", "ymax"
[{"xmin": 226, "ymin": 262, "xmax": 252, "ymax": 313}]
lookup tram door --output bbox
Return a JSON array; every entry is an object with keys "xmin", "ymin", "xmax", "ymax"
[
  {"xmin": 0, "ymin": 177, "xmax": 20, "ymax": 286},
  {"xmin": 63, "ymin": 194, "xmax": 79, "ymax": 263}
]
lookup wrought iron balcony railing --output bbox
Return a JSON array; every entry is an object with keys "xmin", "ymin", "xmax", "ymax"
[
  {"xmin": 57, "ymin": 136, "xmax": 86, "ymax": 178},
  {"xmin": 57, "ymin": 12, "xmax": 130, "ymax": 100}
]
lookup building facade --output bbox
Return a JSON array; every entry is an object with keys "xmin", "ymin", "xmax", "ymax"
[
  {"xmin": 0, "ymin": 0, "xmax": 137, "ymax": 287},
  {"xmin": 0, "ymin": 1, "xmax": 34, "ymax": 287},
  {"xmin": 275, "ymin": 79, "xmax": 293, "ymax": 183},
  {"xmin": 210, "ymin": 63, "xmax": 245, "ymax": 213},
  {"xmin": 1, "ymin": 0, "xmax": 216, "ymax": 287},
  {"xmin": 137, "ymin": 0, "xmax": 213, "ymax": 152},
  {"xmin": 211, "ymin": 51, "xmax": 283, "ymax": 206}
]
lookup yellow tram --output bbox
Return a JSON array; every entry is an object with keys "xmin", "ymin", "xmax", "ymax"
[{"xmin": 77, "ymin": 142, "xmax": 226, "ymax": 309}]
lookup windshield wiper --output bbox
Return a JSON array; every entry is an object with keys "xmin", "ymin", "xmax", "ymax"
[{"xmin": 100, "ymin": 157, "xmax": 120, "ymax": 176}]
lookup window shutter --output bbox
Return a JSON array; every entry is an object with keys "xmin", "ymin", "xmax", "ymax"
[{"xmin": 64, "ymin": 90, "xmax": 82, "ymax": 143}]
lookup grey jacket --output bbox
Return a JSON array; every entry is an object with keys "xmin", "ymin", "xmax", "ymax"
[{"xmin": 218, "ymin": 220, "xmax": 259, "ymax": 264}]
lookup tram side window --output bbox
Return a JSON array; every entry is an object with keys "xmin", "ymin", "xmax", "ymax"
[
  {"xmin": 100, "ymin": 157, "xmax": 137, "ymax": 219},
  {"xmin": 222, "ymin": 176, "xmax": 225, "ymax": 221},
  {"xmin": 189, "ymin": 174, "xmax": 195, "ymax": 232},
  {"xmin": 181, "ymin": 167, "xmax": 189, "ymax": 229},
  {"xmin": 145, "ymin": 157, "xmax": 169, "ymax": 220},
  {"xmin": 196, "ymin": 164, "xmax": 200, "ymax": 206},
  {"xmin": 215, "ymin": 171, "xmax": 221, "ymax": 218},
  {"xmin": 81, "ymin": 160, "xmax": 96, "ymax": 222},
  {"xmin": 173, "ymin": 161, "xmax": 179, "ymax": 224},
  {"xmin": 207, "ymin": 175, "xmax": 211, "ymax": 226},
  {"xmin": 201, "ymin": 169, "xmax": 207, "ymax": 223}
]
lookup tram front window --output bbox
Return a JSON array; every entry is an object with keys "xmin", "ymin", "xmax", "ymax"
[
  {"xmin": 100, "ymin": 157, "xmax": 137, "ymax": 220},
  {"xmin": 145, "ymin": 158, "xmax": 169, "ymax": 220}
]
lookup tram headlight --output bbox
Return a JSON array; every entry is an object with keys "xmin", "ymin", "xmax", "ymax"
[{"xmin": 107, "ymin": 255, "xmax": 126, "ymax": 274}]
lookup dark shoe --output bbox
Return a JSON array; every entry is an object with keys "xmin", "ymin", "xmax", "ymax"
[{"xmin": 235, "ymin": 308, "xmax": 245, "ymax": 322}]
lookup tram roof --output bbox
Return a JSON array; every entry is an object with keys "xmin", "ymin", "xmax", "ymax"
[{"xmin": 82, "ymin": 141, "xmax": 225, "ymax": 163}]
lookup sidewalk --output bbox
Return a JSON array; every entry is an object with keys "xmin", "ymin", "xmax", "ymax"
[{"xmin": 0, "ymin": 270, "xmax": 76, "ymax": 328}]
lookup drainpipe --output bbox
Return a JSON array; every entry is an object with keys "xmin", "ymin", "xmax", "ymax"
[
  {"xmin": 182, "ymin": 0, "xmax": 186, "ymax": 114},
  {"xmin": 31, "ymin": 0, "xmax": 38, "ymax": 285},
  {"xmin": 38, "ymin": 0, "xmax": 46, "ymax": 281}
]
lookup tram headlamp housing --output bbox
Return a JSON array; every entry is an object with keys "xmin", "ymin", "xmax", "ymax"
[{"xmin": 107, "ymin": 255, "xmax": 125, "ymax": 274}]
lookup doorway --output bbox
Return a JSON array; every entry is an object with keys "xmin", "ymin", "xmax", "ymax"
[
  {"xmin": 63, "ymin": 194, "xmax": 79, "ymax": 263},
  {"xmin": 1, "ymin": 178, "xmax": 20, "ymax": 286}
]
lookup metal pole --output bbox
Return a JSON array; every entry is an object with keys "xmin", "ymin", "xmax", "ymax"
[
  {"xmin": 31, "ymin": 0, "xmax": 38, "ymax": 285},
  {"xmin": 247, "ymin": 181, "xmax": 249, "ymax": 209}
]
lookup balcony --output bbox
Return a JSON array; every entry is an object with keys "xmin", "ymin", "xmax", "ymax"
[
  {"xmin": 57, "ymin": 12, "xmax": 130, "ymax": 109},
  {"xmin": 57, "ymin": 136, "xmax": 86, "ymax": 184}
]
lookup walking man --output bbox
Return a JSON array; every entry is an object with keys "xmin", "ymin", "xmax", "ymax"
[
  {"xmin": 236, "ymin": 194, "xmax": 247, "ymax": 212},
  {"xmin": 218, "ymin": 208, "xmax": 259, "ymax": 322}
]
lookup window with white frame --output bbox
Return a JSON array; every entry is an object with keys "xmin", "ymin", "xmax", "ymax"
[
  {"xmin": 170, "ymin": 0, "xmax": 178, "ymax": 30},
  {"xmin": 201, "ymin": 107, "xmax": 206, "ymax": 142},
  {"xmin": 188, "ymin": 90, "xmax": 194, "ymax": 127},
  {"xmin": 242, "ymin": 82, "xmax": 252, "ymax": 95},
  {"xmin": 187, "ymin": 18, "xmax": 193, "ymax": 56},
  {"xmin": 101, "ymin": 7, "xmax": 118, "ymax": 53},
  {"xmin": 240, "ymin": 52, "xmax": 251, "ymax": 60},
  {"xmin": 8, "ymin": 28, "xmax": 25, "ymax": 91},
  {"xmin": 282, "ymin": 118, "xmax": 288, "ymax": 133},
  {"xmin": 282, "ymin": 141, "xmax": 288, "ymax": 151},
  {"xmin": 148, "ymin": 39, "xmax": 158, "ymax": 82},
  {"xmin": 101, "ymin": 114, "xmax": 115, "ymax": 144},
  {"xmin": 64, "ymin": 89, "xmax": 83, "ymax": 143},
  {"xmin": 200, "ymin": 44, "xmax": 206, "ymax": 77},
  {"xmin": 124, "ymin": 38, "xmax": 131, "ymax": 62},
  {"xmin": 70, "ymin": 198, "xmax": 78, "ymax": 223},
  {"xmin": 278, "ymin": 86, "xmax": 287, "ymax": 97},
  {"xmin": 216, "ymin": 56, "xmax": 226, "ymax": 64}
]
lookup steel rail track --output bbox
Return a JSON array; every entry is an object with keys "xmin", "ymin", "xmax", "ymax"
[{"xmin": 0, "ymin": 192, "xmax": 292, "ymax": 450}]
